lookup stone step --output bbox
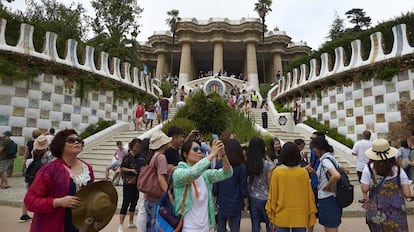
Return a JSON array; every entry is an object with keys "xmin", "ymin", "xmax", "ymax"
[{"xmin": 82, "ymin": 108, "xmax": 178, "ymax": 180}]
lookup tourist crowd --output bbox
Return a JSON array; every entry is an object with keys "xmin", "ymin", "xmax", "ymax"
[{"xmin": 2, "ymin": 115, "xmax": 414, "ymax": 232}]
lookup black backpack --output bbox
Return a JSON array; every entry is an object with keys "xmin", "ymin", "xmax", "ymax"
[
  {"xmin": 25, "ymin": 160, "xmax": 43, "ymax": 184},
  {"xmin": 6, "ymin": 140, "xmax": 18, "ymax": 159},
  {"xmin": 323, "ymin": 156, "xmax": 354, "ymax": 208}
]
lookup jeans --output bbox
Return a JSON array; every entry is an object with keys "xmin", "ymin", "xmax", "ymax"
[
  {"xmin": 217, "ymin": 214, "xmax": 241, "ymax": 232},
  {"xmin": 277, "ymin": 228, "xmax": 306, "ymax": 232},
  {"xmin": 144, "ymin": 200, "xmax": 158, "ymax": 232},
  {"xmin": 161, "ymin": 110, "xmax": 168, "ymax": 121},
  {"xmin": 249, "ymin": 197, "xmax": 270, "ymax": 232}
]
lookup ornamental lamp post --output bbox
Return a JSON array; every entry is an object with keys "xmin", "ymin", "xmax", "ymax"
[{"xmin": 131, "ymin": 29, "xmax": 139, "ymax": 67}]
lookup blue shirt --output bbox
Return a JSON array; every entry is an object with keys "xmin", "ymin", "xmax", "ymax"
[{"xmin": 213, "ymin": 162, "xmax": 248, "ymax": 216}]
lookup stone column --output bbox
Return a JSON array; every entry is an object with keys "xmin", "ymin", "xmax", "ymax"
[
  {"xmin": 246, "ymin": 41, "xmax": 259, "ymax": 91},
  {"xmin": 179, "ymin": 42, "xmax": 192, "ymax": 86},
  {"xmin": 213, "ymin": 42, "xmax": 224, "ymax": 75},
  {"xmin": 273, "ymin": 53, "xmax": 282, "ymax": 82},
  {"xmin": 155, "ymin": 52, "xmax": 167, "ymax": 80}
]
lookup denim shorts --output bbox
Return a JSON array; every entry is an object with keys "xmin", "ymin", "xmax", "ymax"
[{"xmin": 318, "ymin": 196, "xmax": 342, "ymax": 228}]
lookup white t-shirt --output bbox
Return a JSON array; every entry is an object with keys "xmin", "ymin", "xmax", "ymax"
[
  {"xmin": 183, "ymin": 176, "xmax": 209, "ymax": 232},
  {"xmin": 352, "ymin": 139, "xmax": 372, "ymax": 172},
  {"xmin": 360, "ymin": 163, "xmax": 409, "ymax": 185},
  {"xmin": 317, "ymin": 153, "xmax": 341, "ymax": 199}
]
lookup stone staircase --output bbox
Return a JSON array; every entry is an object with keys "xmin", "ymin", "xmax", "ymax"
[
  {"xmin": 81, "ymin": 107, "xmax": 179, "ymax": 180},
  {"xmin": 250, "ymin": 108, "xmax": 358, "ymax": 182}
]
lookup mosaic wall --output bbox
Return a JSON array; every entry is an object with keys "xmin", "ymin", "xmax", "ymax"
[
  {"xmin": 299, "ymin": 69, "xmax": 414, "ymax": 142},
  {"xmin": 0, "ymin": 74, "xmax": 135, "ymax": 145}
]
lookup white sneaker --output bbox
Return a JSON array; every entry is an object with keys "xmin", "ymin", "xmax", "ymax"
[
  {"xmin": 117, "ymin": 225, "xmax": 123, "ymax": 232},
  {"xmin": 127, "ymin": 223, "xmax": 137, "ymax": 228}
]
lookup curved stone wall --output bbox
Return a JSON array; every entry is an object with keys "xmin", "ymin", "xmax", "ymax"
[
  {"xmin": 0, "ymin": 18, "xmax": 161, "ymax": 145},
  {"xmin": 0, "ymin": 73, "xmax": 137, "ymax": 146},
  {"xmin": 271, "ymin": 23, "xmax": 414, "ymax": 142}
]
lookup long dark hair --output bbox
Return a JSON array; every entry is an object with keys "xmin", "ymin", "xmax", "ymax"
[
  {"xmin": 268, "ymin": 137, "xmax": 281, "ymax": 162},
  {"xmin": 370, "ymin": 158, "xmax": 397, "ymax": 177},
  {"xmin": 225, "ymin": 139, "xmax": 244, "ymax": 166},
  {"xmin": 246, "ymin": 137, "xmax": 266, "ymax": 176}
]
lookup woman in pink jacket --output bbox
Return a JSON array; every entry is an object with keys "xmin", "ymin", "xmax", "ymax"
[{"xmin": 25, "ymin": 129, "xmax": 94, "ymax": 232}]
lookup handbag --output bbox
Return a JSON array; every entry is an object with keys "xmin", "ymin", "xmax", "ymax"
[
  {"xmin": 125, "ymin": 175, "xmax": 137, "ymax": 185},
  {"xmin": 137, "ymin": 153, "xmax": 163, "ymax": 198},
  {"xmin": 155, "ymin": 182, "xmax": 189, "ymax": 232}
]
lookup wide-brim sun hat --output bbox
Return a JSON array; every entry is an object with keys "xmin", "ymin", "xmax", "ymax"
[
  {"xmin": 72, "ymin": 181, "xmax": 118, "ymax": 232},
  {"xmin": 33, "ymin": 135, "xmax": 50, "ymax": 150},
  {"xmin": 149, "ymin": 131, "xmax": 172, "ymax": 150},
  {"xmin": 365, "ymin": 138, "xmax": 398, "ymax": 161}
]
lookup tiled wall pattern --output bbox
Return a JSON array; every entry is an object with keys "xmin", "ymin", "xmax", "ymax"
[
  {"xmin": 0, "ymin": 74, "xmax": 135, "ymax": 145},
  {"xmin": 299, "ymin": 69, "xmax": 413, "ymax": 142}
]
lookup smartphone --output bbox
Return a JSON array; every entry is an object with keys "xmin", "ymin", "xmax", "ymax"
[{"xmin": 212, "ymin": 134, "xmax": 219, "ymax": 141}]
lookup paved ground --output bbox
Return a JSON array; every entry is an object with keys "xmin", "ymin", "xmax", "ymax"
[{"xmin": 1, "ymin": 176, "xmax": 414, "ymax": 231}]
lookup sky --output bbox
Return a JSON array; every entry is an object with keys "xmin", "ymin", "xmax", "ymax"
[{"xmin": 5, "ymin": 0, "xmax": 414, "ymax": 50}]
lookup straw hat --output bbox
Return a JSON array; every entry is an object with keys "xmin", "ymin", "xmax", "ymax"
[
  {"xmin": 34, "ymin": 135, "xmax": 50, "ymax": 150},
  {"xmin": 149, "ymin": 131, "xmax": 172, "ymax": 150},
  {"xmin": 72, "ymin": 181, "xmax": 118, "ymax": 232},
  {"xmin": 365, "ymin": 139, "xmax": 398, "ymax": 161}
]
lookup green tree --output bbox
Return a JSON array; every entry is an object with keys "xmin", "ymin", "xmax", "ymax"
[
  {"xmin": 90, "ymin": 0, "xmax": 143, "ymax": 61},
  {"xmin": 254, "ymin": 0, "xmax": 272, "ymax": 83},
  {"xmin": 328, "ymin": 11, "xmax": 345, "ymax": 40},
  {"xmin": 345, "ymin": 8, "xmax": 371, "ymax": 31},
  {"xmin": 25, "ymin": 0, "xmax": 87, "ymax": 41},
  {"xmin": 165, "ymin": 9, "xmax": 181, "ymax": 76}
]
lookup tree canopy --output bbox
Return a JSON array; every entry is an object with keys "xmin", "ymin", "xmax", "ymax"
[
  {"xmin": 327, "ymin": 11, "xmax": 345, "ymax": 41},
  {"xmin": 254, "ymin": 0, "xmax": 272, "ymax": 19},
  {"xmin": 345, "ymin": 8, "xmax": 372, "ymax": 31},
  {"xmin": 89, "ymin": 0, "xmax": 143, "ymax": 64}
]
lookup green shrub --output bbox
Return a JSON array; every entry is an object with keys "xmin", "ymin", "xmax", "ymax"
[
  {"xmin": 273, "ymin": 102, "xmax": 292, "ymax": 113},
  {"xmin": 225, "ymin": 110, "xmax": 261, "ymax": 144},
  {"xmin": 259, "ymin": 83, "xmax": 272, "ymax": 99},
  {"xmin": 175, "ymin": 91, "xmax": 229, "ymax": 135},
  {"xmin": 80, "ymin": 120, "xmax": 116, "ymax": 138},
  {"xmin": 161, "ymin": 118, "xmax": 196, "ymax": 136},
  {"xmin": 160, "ymin": 82, "xmax": 174, "ymax": 97},
  {"xmin": 303, "ymin": 118, "xmax": 354, "ymax": 148}
]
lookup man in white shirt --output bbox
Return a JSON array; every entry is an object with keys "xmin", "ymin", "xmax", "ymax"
[{"xmin": 352, "ymin": 130, "xmax": 372, "ymax": 203}]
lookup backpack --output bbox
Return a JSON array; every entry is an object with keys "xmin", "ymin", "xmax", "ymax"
[
  {"xmin": 6, "ymin": 140, "xmax": 18, "ymax": 159},
  {"xmin": 322, "ymin": 156, "xmax": 354, "ymax": 208},
  {"xmin": 24, "ymin": 160, "xmax": 43, "ymax": 184}
]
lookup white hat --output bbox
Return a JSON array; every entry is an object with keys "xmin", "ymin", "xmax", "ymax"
[
  {"xmin": 365, "ymin": 139, "xmax": 398, "ymax": 161},
  {"xmin": 149, "ymin": 131, "xmax": 172, "ymax": 150},
  {"xmin": 34, "ymin": 135, "xmax": 50, "ymax": 150}
]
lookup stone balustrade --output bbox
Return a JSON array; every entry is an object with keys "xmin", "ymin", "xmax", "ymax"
[
  {"xmin": 269, "ymin": 23, "xmax": 414, "ymax": 142},
  {"xmin": 0, "ymin": 18, "xmax": 159, "ymax": 97}
]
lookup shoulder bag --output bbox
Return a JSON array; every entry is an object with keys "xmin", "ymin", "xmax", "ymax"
[{"xmin": 137, "ymin": 153, "xmax": 163, "ymax": 198}]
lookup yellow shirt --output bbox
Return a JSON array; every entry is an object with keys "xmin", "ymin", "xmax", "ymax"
[{"xmin": 265, "ymin": 166, "xmax": 317, "ymax": 228}]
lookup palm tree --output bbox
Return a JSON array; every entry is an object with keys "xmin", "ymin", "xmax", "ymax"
[
  {"xmin": 165, "ymin": 9, "xmax": 181, "ymax": 77},
  {"xmin": 254, "ymin": 0, "xmax": 272, "ymax": 83}
]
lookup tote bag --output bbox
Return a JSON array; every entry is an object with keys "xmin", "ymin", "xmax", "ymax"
[{"xmin": 137, "ymin": 153, "xmax": 163, "ymax": 198}]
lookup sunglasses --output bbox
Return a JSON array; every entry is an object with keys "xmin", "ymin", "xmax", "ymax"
[
  {"xmin": 192, "ymin": 146, "xmax": 201, "ymax": 152},
  {"xmin": 65, "ymin": 137, "xmax": 84, "ymax": 144}
]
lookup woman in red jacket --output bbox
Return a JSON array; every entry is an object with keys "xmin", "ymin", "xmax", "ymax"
[{"xmin": 24, "ymin": 129, "xmax": 94, "ymax": 232}]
